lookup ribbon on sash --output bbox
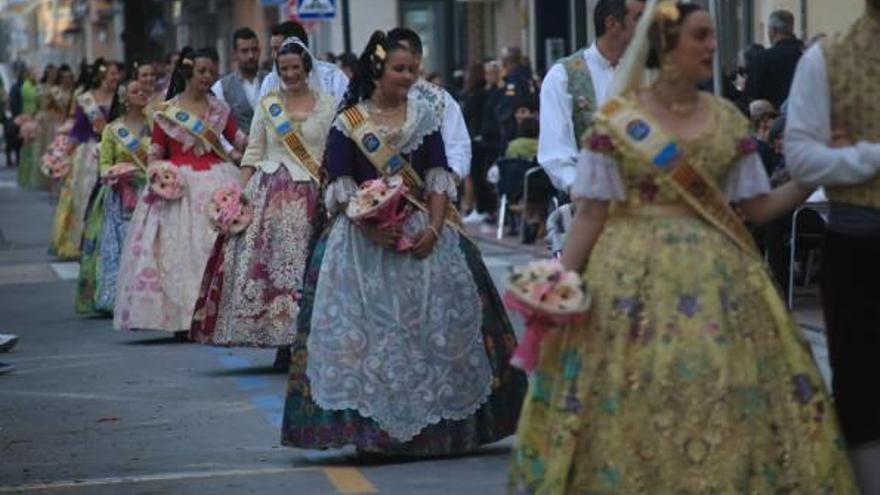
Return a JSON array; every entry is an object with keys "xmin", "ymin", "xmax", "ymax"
[
  {"xmin": 156, "ymin": 103, "xmax": 232, "ymax": 163},
  {"xmin": 339, "ymin": 104, "xmax": 465, "ymax": 235},
  {"xmin": 597, "ymin": 96, "xmax": 759, "ymax": 258},
  {"xmin": 260, "ymin": 92, "xmax": 322, "ymax": 183},
  {"xmin": 77, "ymin": 91, "xmax": 105, "ymax": 133},
  {"xmin": 108, "ymin": 121, "xmax": 149, "ymax": 169}
]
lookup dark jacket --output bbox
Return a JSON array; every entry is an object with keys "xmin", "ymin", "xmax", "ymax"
[{"xmin": 744, "ymin": 37, "xmax": 804, "ymax": 109}]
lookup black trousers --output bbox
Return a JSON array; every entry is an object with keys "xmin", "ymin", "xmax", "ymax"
[
  {"xmin": 471, "ymin": 140, "xmax": 498, "ymax": 214},
  {"xmin": 821, "ymin": 228, "xmax": 880, "ymax": 446}
]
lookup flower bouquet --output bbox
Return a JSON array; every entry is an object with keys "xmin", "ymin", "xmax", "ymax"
[
  {"xmin": 206, "ymin": 182, "xmax": 253, "ymax": 235},
  {"xmin": 146, "ymin": 161, "xmax": 184, "ymax": 201},
  {"xmin": 14, "ymin": 115, "xmax": 38, "ymax": 142},
  {"xmin": 102, "ymin": 162, "xmax": 142, "ymax": 210},
  {"xmin": 346, "ymin": 175, "xmax": 414, "ymax": 252},
  {"xmin": 504, "ymin": 259, "xmax": 591, "ymax": 372},
  {"xmin": 40, "ymin": 151, "xmax": 72, "ymax": 180}
]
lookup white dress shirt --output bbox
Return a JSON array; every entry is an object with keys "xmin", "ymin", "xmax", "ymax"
[
  {"xmin": 259, "ymin": 60, "xmax": 349, "ymax": 104},
  {"xmin": 538, "ymin": 44, "xmax": 616, "ymax": 192},
  {"xmin": 785, "ymin": 45, "xmax": 880, "ymax": 187},
  {"xmin": 413, "ymin": 81, "xmax": 472, "ymax": 180},
  {"xmin": 211, "ymin": 73, "xmax": 260, "ymax": 110}
]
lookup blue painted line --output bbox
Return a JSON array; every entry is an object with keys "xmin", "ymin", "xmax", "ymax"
[
  {"xmin": 219, "ymin": 355, "xmax": 251, "ymax": 368},
  {"xmin": 251, "ymin": 394, "xmax": 284, "ymax": 413},
  {"xmin": 234, "ymin": 376, "xmax": 270, "ymax": 391}
]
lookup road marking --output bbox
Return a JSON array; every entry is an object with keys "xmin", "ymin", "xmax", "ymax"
[
  {"xmin": 0, "ymin": 263, "xmax": 58, "ymax": 285},
  {"xmin": 0, "ymin": 467, "xmax": 319, "ymax": 493},
  {"xmin": 50, "ymin": 262, "xmax": 79, "ymax": 280},
  {"xmin": 325, "ymin": 467, "xmax": 378, "ymax": 494},
  {"xmin": 0, "ymin": 180, "xmax": 16, "ymax": 189}
]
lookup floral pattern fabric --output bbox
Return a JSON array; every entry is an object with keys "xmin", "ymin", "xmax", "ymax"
[
  {"xmin": 190, "ymin": 169, "xmax": 318, "ymax": 347},
  {"xmin": 509, "ymin": 95, "xmax": 857, "ymax": 494}
]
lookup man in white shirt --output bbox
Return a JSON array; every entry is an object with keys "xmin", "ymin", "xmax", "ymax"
[
  {"xmin": 388, "ymin": 28, "xmax": 472, "ymax": 182},
  {"xmin": 785, "ymin": 2, "xmax": 880, "ymax": 492},
  {"xmin": 538, "ymin": 0, "xmax": 645, "ymax": 193},
  {"xmin": 211, "ymin": 28, "xmax": 266, "ymax": 133},
  {"xmin": 258, "ymin": 21, "xmax": 349, "ymax": 104}
]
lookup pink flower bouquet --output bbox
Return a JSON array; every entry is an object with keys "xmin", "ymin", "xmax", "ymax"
[
  {"xmin": 40, "ymin": 151, "xmax": 72, "ymax": 180},
  {"xmin": 206, "ymin": 182, "xmax": 253, "ymax": 234},
  {"xmin": 102, "ymin": 162, "xmax": 142, "ymax": 209},
  {"xmin": 504, "ymin": 259, "xmax": 591, "ymax": 372},
  {"xmin": 14, "ymin": 115, "xmax": 38, "ymax": 142},
  {"xmin": 146, "ymin": 161, "xmax": 184, "ymax": 201},
  {"xmin": 346, "ymin": 175, "xmax": 414, "ymax": 252}
]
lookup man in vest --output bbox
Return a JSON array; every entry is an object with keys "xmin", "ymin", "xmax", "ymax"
[
  {"xmin": 387, "ymin": 28, "xmax": 472, "ymax": 182},
  {"xmin": 538, "ymin": 0, "xmax": 645, "ymax": 193},
  {"xmin": 259, "ymin": 21, "xmax": 349, "ymax": 104},
  {"xmin": 786, "ymin": 2, "xmax": 880, "ymax": 492},
  {"xmin": 212, "ymin": 28, "xmax": 266, "ymax": 133}
]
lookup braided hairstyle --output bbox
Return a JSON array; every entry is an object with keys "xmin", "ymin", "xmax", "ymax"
[
  {"xmin": 165, "ymin": 46, "xmax": 216, "ymax": 101},
  {"xmin": 340, "ymin": 30, "xmax": 410, "ymax": 111}
]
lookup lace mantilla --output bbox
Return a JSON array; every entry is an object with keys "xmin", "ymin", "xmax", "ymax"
[{"xmin": 332, "ymin": 96, "xmax": 441, "ymax": 154}]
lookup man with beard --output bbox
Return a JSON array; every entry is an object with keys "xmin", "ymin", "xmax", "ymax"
[
  {"xmin": 538, "ymin": 0, "xmax": 645, "ymax": 194},
  {"xmin": 785, "ymin": 1, "xmax": 880, "ymax": 492},
  {"xmin": 212, "ymin": 28, "xmax": 267, "ymax": 132}
]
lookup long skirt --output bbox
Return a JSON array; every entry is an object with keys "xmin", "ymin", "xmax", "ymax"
[
  {"xmin": 95, "ymin": 188, "xmax": 138, "ymax": 313},
  {"xmin": 280, "ymin": 214, "xmax": 527, "ymax": 455},
  {"xmin": 75, "ymin": 185, "xmax": 107, "ymax": 314},
  {"xmin": 48, "ymin": 142, "xmax": 99, "ymax": 260},
  {"xmin": 30, "ymin": 111, "xmax": 55, "ymax": 190},
  {"xmin": 509, "ymin": 215, "xmax": 857, "ymax": 494},
  {"xmin": 191, "ymin": 166, "xmax": 319, "ymax": 347},
  {"xmin": 114, "ymin": 163, "xmax": 239, "ymax": 332},
  {"xmin": 15, "ymin": 142, "xmax": 35, "ymax": 188}
]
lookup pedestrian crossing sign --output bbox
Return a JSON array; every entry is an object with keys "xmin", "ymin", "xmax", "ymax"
[{"xmin": 296, "ymin": 0, "xmax": 336, "ymax": 19}]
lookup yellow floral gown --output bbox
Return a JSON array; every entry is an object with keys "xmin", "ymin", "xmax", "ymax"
[{"xmin": 509, "ymin": 95, "xmax": 857, "ymax": 494}]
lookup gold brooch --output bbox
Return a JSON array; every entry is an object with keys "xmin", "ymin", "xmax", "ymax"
[{"xmin": 374, "ymin": 45, "xmax": 386, "ymax": 61}]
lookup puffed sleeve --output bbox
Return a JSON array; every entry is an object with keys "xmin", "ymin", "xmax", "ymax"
[
  {"xmin": 322, "ymin": 126, "xmax": 358, "ymax": 211},
  {"xmin": 150, "ymin": 121, "xmax": 169, "ymax": 161},
  {"xmin": 68, "ymin": 105, "xmax": 94, "ymax": 144},
  {"xmin": 222, "ymin": 113, "xmax": 247, "ymax": 152},
  {"xmin": 241, "ymin": 105, "xmax": 266, "ymax": 168},
  {"xmin": 723, "ymin": 149, "xmax": 772, "ymax": 201},
  {"xmin": 419, "ymin": 130, "xmax": 458, "ymax": 200}
]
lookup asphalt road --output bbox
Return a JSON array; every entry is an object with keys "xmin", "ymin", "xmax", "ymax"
[{"xmin": 0, "ymin": 168, "xmax": 535, "ymax": 495}]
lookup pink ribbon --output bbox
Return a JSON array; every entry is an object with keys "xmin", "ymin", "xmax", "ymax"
[{"xmin": 503, "ymin": 291, "xmax": 588, "ymax": 372}]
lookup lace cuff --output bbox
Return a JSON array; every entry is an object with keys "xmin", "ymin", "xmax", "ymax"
[
  {"xmin": 324, "ymin": 176, "xmax": 358, "ymax": 212},
  {"xmin": 425, "ymin": 167, "xmax": 459, "ymax": 201},
  {"xmin": 724, "ymin": 152, "xmax": 771, "ymax": 202},
  {"xmin": 570, "ymin": 150, "xmax": 626, "ymax": 201}
]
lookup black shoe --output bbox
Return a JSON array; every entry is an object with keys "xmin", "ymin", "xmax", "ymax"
[{"xmin": 273, "ymin": 347, "xmax": 292, "ymax": 371}]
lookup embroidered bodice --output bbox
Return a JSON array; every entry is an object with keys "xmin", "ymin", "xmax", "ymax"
[{"xmin": 241, "ymin": 91, "xmax": 336, "ymax": 180}]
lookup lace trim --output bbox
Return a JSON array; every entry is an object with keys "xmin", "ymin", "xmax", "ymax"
[
  {"xmin": 324, "ymin": 176, "xmax": 358, "ymax": 211},
  {"xmin": 332, "ymin": 96, "xmax": 441, "ymax": 154},
  {"xmin": 153, "ymin": 95, "xmax": 231, "ymax": 156},
  {"xmin": 723, "ymin": 152, "xmax": 772, "ymax": 201},
  {"xmin": 425, "ymin": 167, "xmax": 459, "ymax": 201},
  {"xmin": 571, "ymin": 150, "xmax": 626, "ymax": 201}
]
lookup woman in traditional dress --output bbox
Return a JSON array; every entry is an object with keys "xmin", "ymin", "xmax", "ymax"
[
  {"xmin": 114, "ymin": 47, "xmax": 246, "ymax": 334},
  {"xmin": 508, "ymin": 3, "xmax": 857, "ymax": 493},
  {"xmin": 15, "ymin": 67, "xmax": 39, "ymax": 189},
  {"xmin": 132, "ymin": 62, "xmax": 162, "ymax": 118},
  {"xmin": 76, "ymin": 80, "xmax": 151, "ymax": 315},
  {"xmin": 31, "ymin": 64, "xmax": 60, "ymax": 190},
  {"xmin": 191, "ymin": 38, "xmax": 334, "ymax": 350},
  {"xmin": 48, "ymin": 60, "xmax": 120, "ymax": 260},
  {"xmin": 37, "ymin": 65, "xmax": 76, "ymax": 194},
  {"xmin": 280, "ymin": 31, "xmax": 526, "ymax": 456}
]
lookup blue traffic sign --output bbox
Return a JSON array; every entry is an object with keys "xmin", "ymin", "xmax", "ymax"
[{"xmin": 296, "ymin": 0, "xmax": 337, "ymax": 19}]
